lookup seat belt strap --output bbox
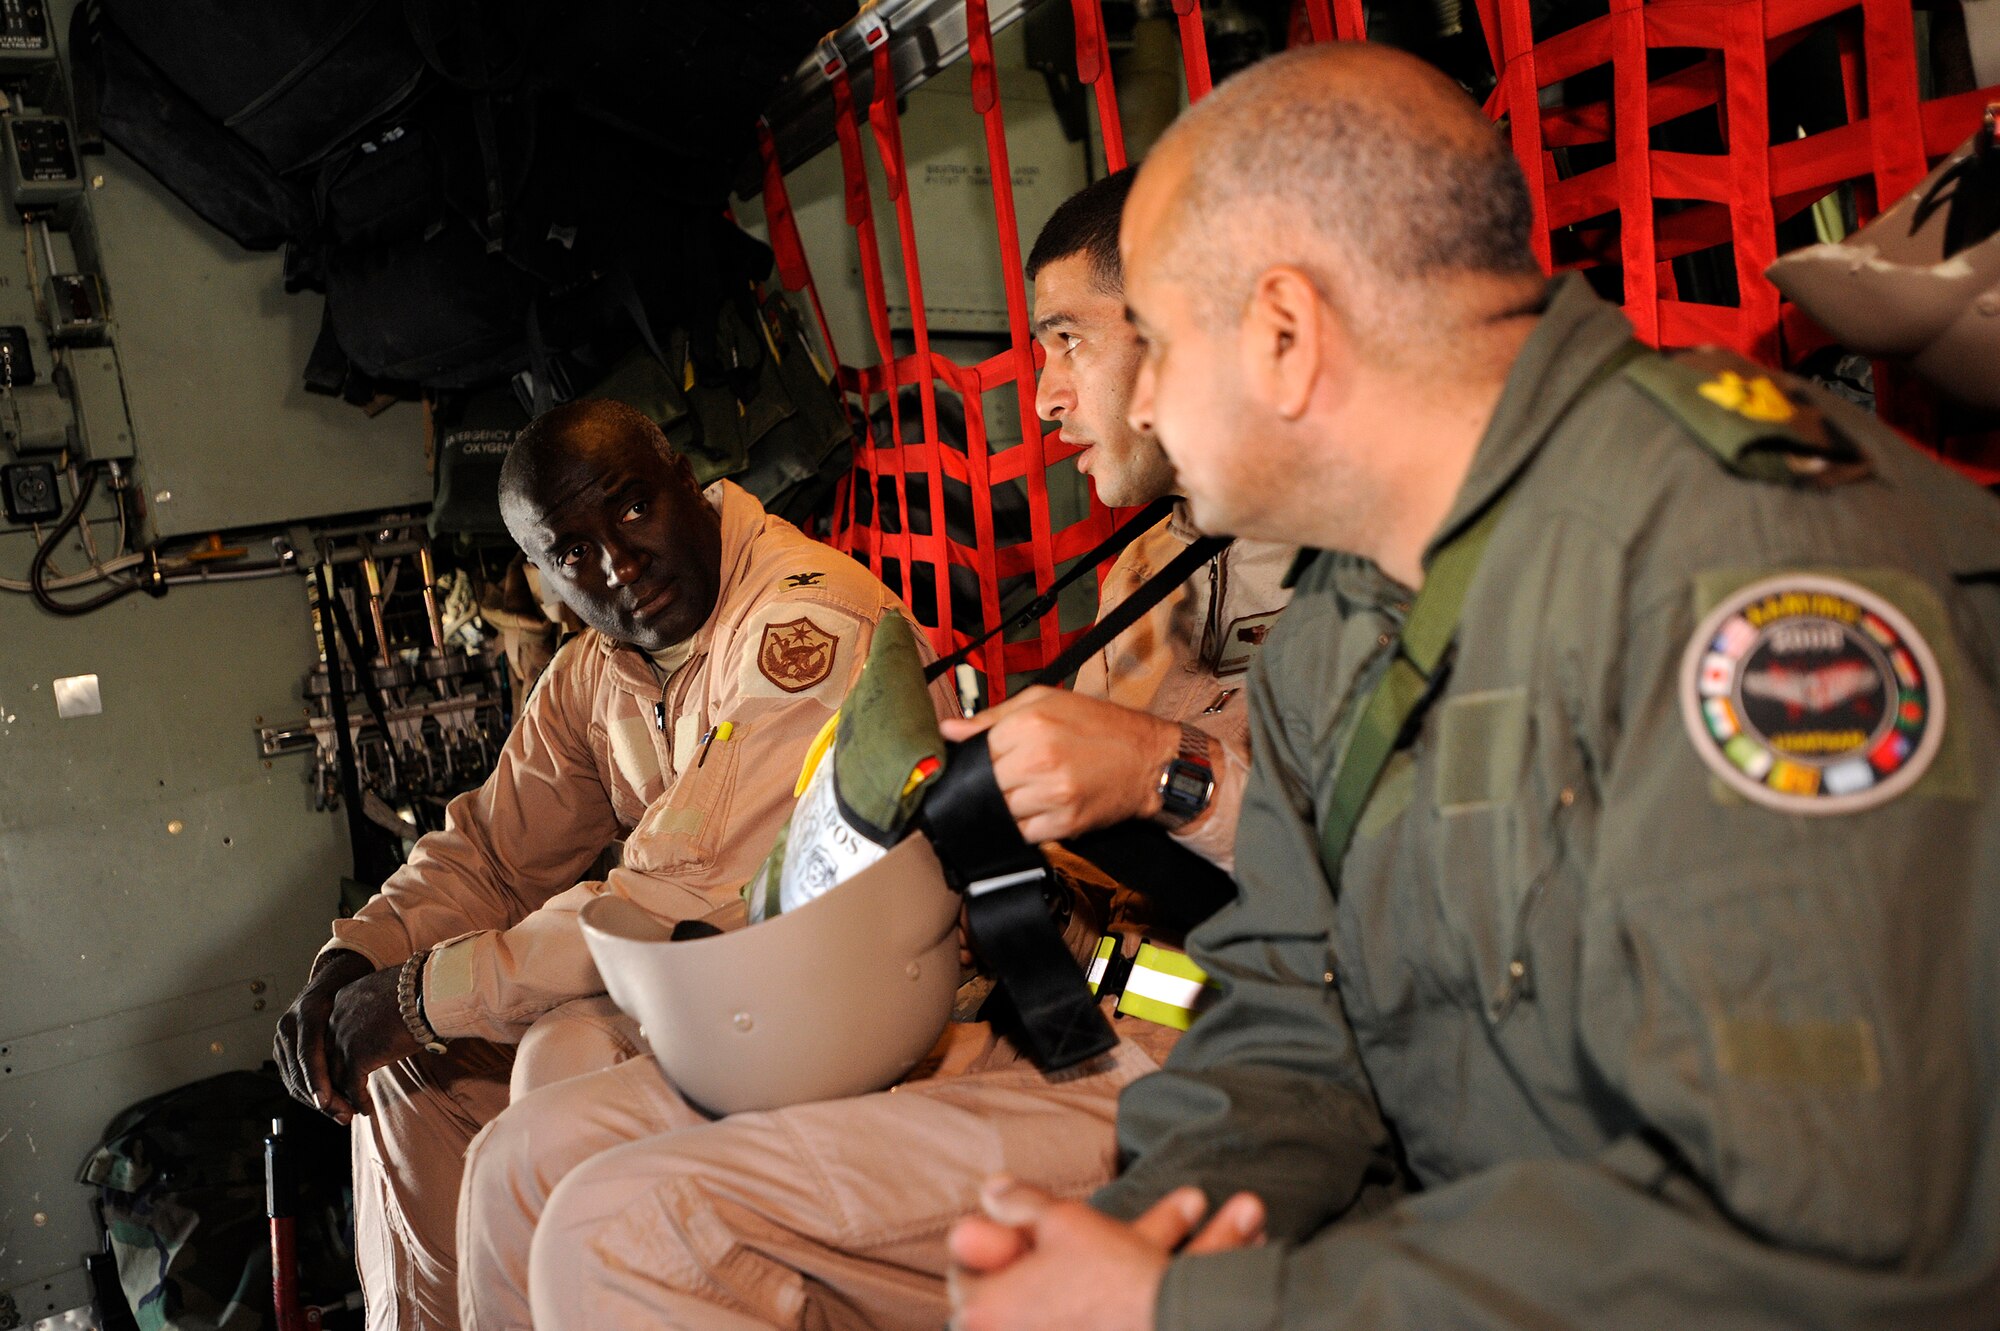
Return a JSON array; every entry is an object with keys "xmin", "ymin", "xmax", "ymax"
[
  {"xmin": 1032, "ymin": 532, "xmax": 1231, "ymax": 686},
  {"xmin": 1087, "ymin": 935, "xmax": 1213, "ymax": 1031},
  {"xmin": 917, "ymin": 735, "xmax": 1116, "ymax": 1070},
  {"xmin": 924, "ymin": 497, "xmax": 1177, "ymax": 684},
  {"xmin": 1316, "ymin": 338, "xmax": 1646, "ymax": 880}
]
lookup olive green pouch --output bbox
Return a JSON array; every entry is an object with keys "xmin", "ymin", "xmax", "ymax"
[
  {"xmin": 831, "ymin": 616, "xmax": 945, "ymax": 842},
  {"xmin": 743, "ymin": 618, "xmax": 944, "ymax": 921}
]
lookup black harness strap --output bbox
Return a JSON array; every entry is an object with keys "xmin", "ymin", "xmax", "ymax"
[
  {"xmin": 312, "ymin": 564, "xmax": 374, "ymax": 883},
  {"xmin": 918, "ymin": 736, "xmax": 1117, "ymax": 1070},
  {"xmin": 924, "ymin": 497, "xmax": 1178, "ymax": 685},
  {"xmin": 924, "ymin": 526, "xmax": 1241, "ymax": 1072},
  {"xmin": 1030, "ymin": 533, "xmax": 1230, "ymax": 686}
]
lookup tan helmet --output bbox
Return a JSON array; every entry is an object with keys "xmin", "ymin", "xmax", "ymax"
[{"xmin": 579, "ymin": 835, "xmax": 962, "ymax": 1116}]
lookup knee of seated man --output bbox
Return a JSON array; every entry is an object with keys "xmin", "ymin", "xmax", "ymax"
[
  {"xmin": 511, "ymin": 995, "xmax": 646, "ymax": 1100},
  {"xmin": 532, "ymin": 1148, "xmax": 707, "ymax": 1290}
]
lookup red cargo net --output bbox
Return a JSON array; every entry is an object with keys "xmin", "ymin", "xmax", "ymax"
[
  {"xmin": 757, "ymin": 1, "xmax": 1997, "ymax": 695},
  {"xmin": 1471, "ymin": 0, "xmax": 1999, "ymax": 478},
  {"xmin": 755, "ymin": 1, "xmax": 1232, "ymax": 702}
]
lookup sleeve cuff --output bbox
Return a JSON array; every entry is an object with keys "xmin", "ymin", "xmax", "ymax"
[
  {"xmin": 1155, "ymin": 1245, "xmax": 1287, "ymax": 1331},
  {"xmin": 316, "ymin": 934, "xmax": 391, "ymax": 973},
  {"xmin": 420, "ymin": 932, "xmax": 486, "ymax": 1040}
]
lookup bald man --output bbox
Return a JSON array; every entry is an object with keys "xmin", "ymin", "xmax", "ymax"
[
  {"xmin": 272, "ymin": 399, "xmax": 931, "ymax": 1331},
  {"xmin": 950, "ymin": 44, "xmax": 2000, "ymax": 1331}
]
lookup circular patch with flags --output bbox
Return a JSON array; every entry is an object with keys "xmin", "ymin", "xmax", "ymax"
[{"xmin": 1679, "ymin": 574, "xmax": 1945, "ymax": 814}]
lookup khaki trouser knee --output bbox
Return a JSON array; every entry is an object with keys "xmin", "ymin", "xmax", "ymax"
[
  {"xmin": 353, "ymin": 1038, "xmax": 513, "ymax": 1331},
  {"xmin": 460, "ymin": 1046, "xmax": 706, "ymax": 1331},
  {"xmin": 527, "ymin": 1037, "xmax": 1158, "ymax": 1331},
  {"xmin": 509, "ymin": 994, "xmax": 647, "ymax": 1101}
]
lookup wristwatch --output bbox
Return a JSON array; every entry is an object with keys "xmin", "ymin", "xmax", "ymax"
[
  {"xmin": 1154, "ymin": 725, "xmax": 1216, "ymax": 831},
  {"xmin": 397, "ymin": 951, "xmax": 448, "ymax": 1055}
]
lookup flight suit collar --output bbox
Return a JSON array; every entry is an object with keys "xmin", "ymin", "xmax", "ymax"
[
  {"xmin": 1164, "ymin": 498, "xmax": 1202, "ymax": 545},
  {"xmin": 1421, "ymin": 273, "xmax": 1638, "ymax": 570}
]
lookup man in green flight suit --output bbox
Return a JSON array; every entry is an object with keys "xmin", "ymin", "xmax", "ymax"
[{"xmin": 946, "ymin": 42, "xmax": 2000, "ymax": 1331}]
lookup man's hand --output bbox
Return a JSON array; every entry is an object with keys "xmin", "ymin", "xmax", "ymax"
[
  {"xmin": 947, "ymin": 1177, "xmax": 1264, "ymax": 1331},
  {"xmin": 324, "ymin": 965, "xmax": 424, "ymax": 1118},
  {"xmin": 939, "ymin": 686, "xmax": 1184, "ymax": 843},
  {"xmin": 273, "ymin": 948, "xmax": 375, "ymax": 1122}
]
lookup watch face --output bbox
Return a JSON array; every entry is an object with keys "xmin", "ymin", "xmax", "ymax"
[{"xmin": 1162, "ymin": 759, "xmax": 1214, "ymax": 817}]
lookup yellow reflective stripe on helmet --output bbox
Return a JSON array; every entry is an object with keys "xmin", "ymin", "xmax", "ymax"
[{"xmin": 793, "ymin": 710, "xmax": 841, "ymax": 797}]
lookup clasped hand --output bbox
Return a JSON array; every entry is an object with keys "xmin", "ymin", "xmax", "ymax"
[
  {"xmin": 272, "ymin": 951, "xmax": 421, "ymax": 1122},
  {"xmin": 947, "ymin": 1177, "xmax": 1265, "ymax": 1331}
]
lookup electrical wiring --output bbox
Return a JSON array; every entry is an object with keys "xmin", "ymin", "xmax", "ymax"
[
  {"xmin": 6, "ymin": 467, "xmax": 428, "ymax": 609},
  {"xmin": 28, "ymin": 463, "xmax": 143, "ymax": 616},
  {"xmin": 15, "ymin": 513, "xmax": 137, "ymax": 586},
  {"xmin": 4, "ymin": 461, "xmax": 141, "ymax": 594},
  {"xmin": 0, "ymin": 551, "xmax": 144, "ymax": 593}
]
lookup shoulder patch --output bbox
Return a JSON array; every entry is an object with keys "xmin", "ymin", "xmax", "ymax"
[
  {"xmin": 1679, "ymin": 574, "xmax": 1945, "ymax": 814},
  {"xmin": 1624, "ymin": 348, "xmax": 1870, "ymax": 485},
  {"xmin": 757, "ymin": 616, "xmax": 840, "ymax": 693},
  {"xmin": 783, "ymin": 571, "xmax": 826, "ymax": 588}
]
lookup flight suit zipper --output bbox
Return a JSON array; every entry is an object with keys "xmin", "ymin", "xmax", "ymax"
[{"xmin": 1197, "ymin": 546, "xmax": 1228, "ymax": 672}]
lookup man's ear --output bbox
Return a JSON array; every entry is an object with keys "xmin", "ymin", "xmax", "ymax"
[{"xmin": 1244, "ymin": 266, "xmax": 1331, "ymax": 421}]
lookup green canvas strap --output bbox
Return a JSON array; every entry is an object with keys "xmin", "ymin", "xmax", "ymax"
[
  {"xmin": 1315, "ymin": 338, "xmax": 1645, "ymax": 882},
  {"xmin": 1316, "ymin": 498, "xmax": 1507, "ymax": 876}
]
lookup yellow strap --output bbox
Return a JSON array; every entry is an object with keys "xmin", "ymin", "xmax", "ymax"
[
  {"xmin": 793, "ymin": 710, "xmax": 841, "ymax": 797},
  {"xmin": 1085, "ymin": 936, "xmax": 1212, "ymax": 1030},
  {"xmin": 1117, "ymin": 990, "xmax": 1199, "ymax": 1031},
  {"xmin": 1134, "ymin": 941, "xmax": 1209, "ymax": 985}
]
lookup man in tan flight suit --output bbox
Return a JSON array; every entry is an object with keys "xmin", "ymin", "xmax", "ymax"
[
  {"xmin": 451, "ymin": 169, "xmax": 1293, "ymax": 1331},
  {"xmin": 272, "ymin": 398, "xmax": 929, "ymax": 1331}
]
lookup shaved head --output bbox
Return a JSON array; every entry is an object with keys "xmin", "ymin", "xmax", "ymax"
[
  {"xmin": 499, "ymin": 398, "xmax": 722, "ymax": 650},
  {"xmin": 1141, "ymin": 43, "xmax": 1542, "ymax": 362},
  {"xmin": 1120, "ymin": 44, "xmax": 1550, "ymax": 579},
  {"xmin": 499, "ymin": 399, "xmax": 689, "ymax": 535}
]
